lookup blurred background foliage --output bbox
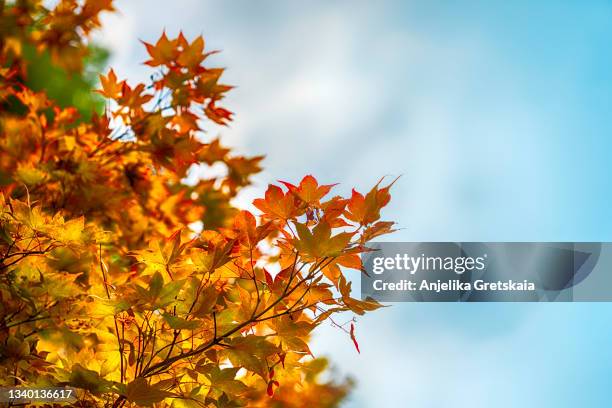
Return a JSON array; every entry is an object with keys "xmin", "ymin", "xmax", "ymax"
[{"xmin": 22, "ymin": 43, "xmax": 108, "ymax": 120}]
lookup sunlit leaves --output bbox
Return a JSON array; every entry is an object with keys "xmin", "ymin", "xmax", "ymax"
[
  {"xmin": 203, "ymin": 366, "xmax": 248, "ymax": 397},
  {"xmin": 134, "ymin": 271, "xmax": 186, "ymax": 309},
  {"xmin": 0, "ymin": 5, "xmax": 397, "ymax": 407},
  {"xmin": 138, "ymin": 31, "xmax": 233, "ymax": 125},
  {"xmin": 190, "ymin": 285, "xmax": 218, "ymax": 317},
  {"xmin": 132, "ymin": 230, "xmax": 188, "ymax": 278},
  {"xmin": 162, "ymin": 313, "xmax": 199, "ymax": 330},
  {"xmin": 224, "ymin": 335, "xmax": 280, "ymax": 379}
]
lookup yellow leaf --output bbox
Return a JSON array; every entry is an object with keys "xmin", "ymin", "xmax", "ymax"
[
  {"xmin": 126, "ymin": 378, "xmax": 174, "ymax": 406},
  {"xmin": 16, "ymin": 163, "xmax": 47, "ymax": 186}
]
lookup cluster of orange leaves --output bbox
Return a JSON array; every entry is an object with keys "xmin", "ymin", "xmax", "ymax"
[{"xmin": 0, "ymin": 1, "xmax": 396, "ymax": 407}]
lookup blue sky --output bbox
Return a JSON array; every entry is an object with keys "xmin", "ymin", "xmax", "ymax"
[{"xmin": 95, "ymin": 1, "xmax": 612, "ymax": 406}]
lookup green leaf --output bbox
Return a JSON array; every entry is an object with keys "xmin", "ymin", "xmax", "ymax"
[
  {"xmin": 69, "ymin": 364, "xmax": 112, "ymax": 395},
  {"xmin": 163, "ymin": 313, "xmax": 200, "ymax": 330},
  {"xmin": 207, "ymin": 367, "xmax": 248, "ymax": 396},
  {"xmin": 0, "ymin": 225, "xmax": 13, "ymax": 244},
  {"xmin": 158, "ymin": 279, "xmax": 186, "ymax": 306},
  {"xmin": 224, "ymin": 335, "xmax": 279, "ymax": 378},
  {"xmin": 283, "ymin": 336, "xmax": 312, "ymax": 355},
  {"xmin": 149, "ymin": 272, "xmax": 164, "ymax": 298}
]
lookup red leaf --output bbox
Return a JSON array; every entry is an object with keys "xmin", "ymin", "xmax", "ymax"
[
  {"xmin": 264, "ymin": 268, "xmax": 274, "ymax": 287},
  {"xmin": 204, "ymin": 102, "xmax": 233, "ymax": 125},
  {"xmin": 350, "ymin": 322, "xmax": 360, "ymax": 354},
  {"xmin": 278, "ymin": 352, "xmax": 286, "ymax": 368},
  {"xmin": 267, "ymin": 380, "xmax": 279, "ymax": 397}
]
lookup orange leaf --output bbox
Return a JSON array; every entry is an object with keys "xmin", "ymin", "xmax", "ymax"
[
  {"xmin": 345, "ymin": 177, "xmax": 398, "ymax": 225},
  {"xmin": 204, "ymin": 102, "xmax": 233, "ymax": 125},
  {"xmin": 253, "ymin": 184, "xmax": 299, "ymax": 221},
  {"xmin": 97, "ymin": 68, "xmax": 123, "ymax": 99},
  {"xmin": 280, "ymin": 175, "xmax": 336, "ymax": 206},
  {"xmin": 143, "ymin": 31, "xmax": 179, "ymax": 67},
  {"xmin": 177, "ymin": 35, "xmax": 205, "ymax": 69}
]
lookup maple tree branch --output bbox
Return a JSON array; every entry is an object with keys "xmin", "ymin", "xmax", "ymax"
[
  {"xmin": 3, "ymin": 303, "xmax": 26, "ymax": 323},
  {"xmin": 2, "ymin": 239, "xmax": 16, "ymax": 261},
  {"xmin": 3, "ymin": 297, "xmax": 59, "ymax": 329},
  {"xmin": 120, "ymin": 321, "xmax": 126, "ymax": 383},
  {"xmin": 254, "ymin": 300, "xmax": 330, "ymax": 323},
  {"xmin": 186, "ymin": 264, "xmax": 213, "ymax": 316},
  {"xmin": 2, "ymin": 250, "xmax": 49, "ymax": 261},
  {"xmin": 99, "ymin": 244, "xmax": 125, "ymax": 384},
  {"xmin": 111, "ymin": 395, "xmax": 126, "ymax": 408},
  {"xmin": 213, "ymin": 311, "xmax": 217, "ymax": 341},
  {"xmin": 134, "ymin": 322, "xmax": 143, "ymax": 375},
  {"xmin": 249, "ymin": 247, "xmax": 261, "ymax": 319},
  {"xmin": 165, "ymin": 328, "xmax": 181, "ymax": 363},
  {"xmin": 6, "ymin": 314, "xmax": 51, "ymax": 328},
  {"xmin": 145, "ymin": 327, "xmax": 202, "ymax": 369},
  {"xmin": 140, "ymin": 255, "xmax": 336, "ymax": 378},
  {"xmin": 284, "ymin": 250, "xmax": 304, "ymax": 295},
  {"xmin": 0, "ymin": 247, "xmax": 55, "ymax": 271},
  {"xmin": 144, "ymin": 322, "xmax": 159, "ymax": 375},
  {"xmin": 88, "ymin": 104, "xmax": 176, "ymax": 158}
]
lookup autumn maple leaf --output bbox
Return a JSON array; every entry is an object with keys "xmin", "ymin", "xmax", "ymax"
[{"xmin": 96, "ymin": 68, "xmax": 123, "ymax": 99}]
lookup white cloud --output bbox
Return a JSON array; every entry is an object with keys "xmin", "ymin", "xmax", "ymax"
[{"xmin": 91, "ymin": 2, "xmax": 608, "ymax": 407}]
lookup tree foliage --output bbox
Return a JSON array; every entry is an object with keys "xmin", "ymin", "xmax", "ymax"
[{"xmin": 0, "ymin": 1, "xmax": 396, "ymax": 406}]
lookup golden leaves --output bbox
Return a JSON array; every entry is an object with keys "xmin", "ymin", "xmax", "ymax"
[
  {"xmin": 223, "ymin": 335, "xmax": 280, "ymax": 379},
  {"xmin": 132, "ymin": 230, "xmax": 189, "ymax": 278},
  {"xmin": 0, "ymin": 4, "xmax": 398, "ymax": 406}
]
